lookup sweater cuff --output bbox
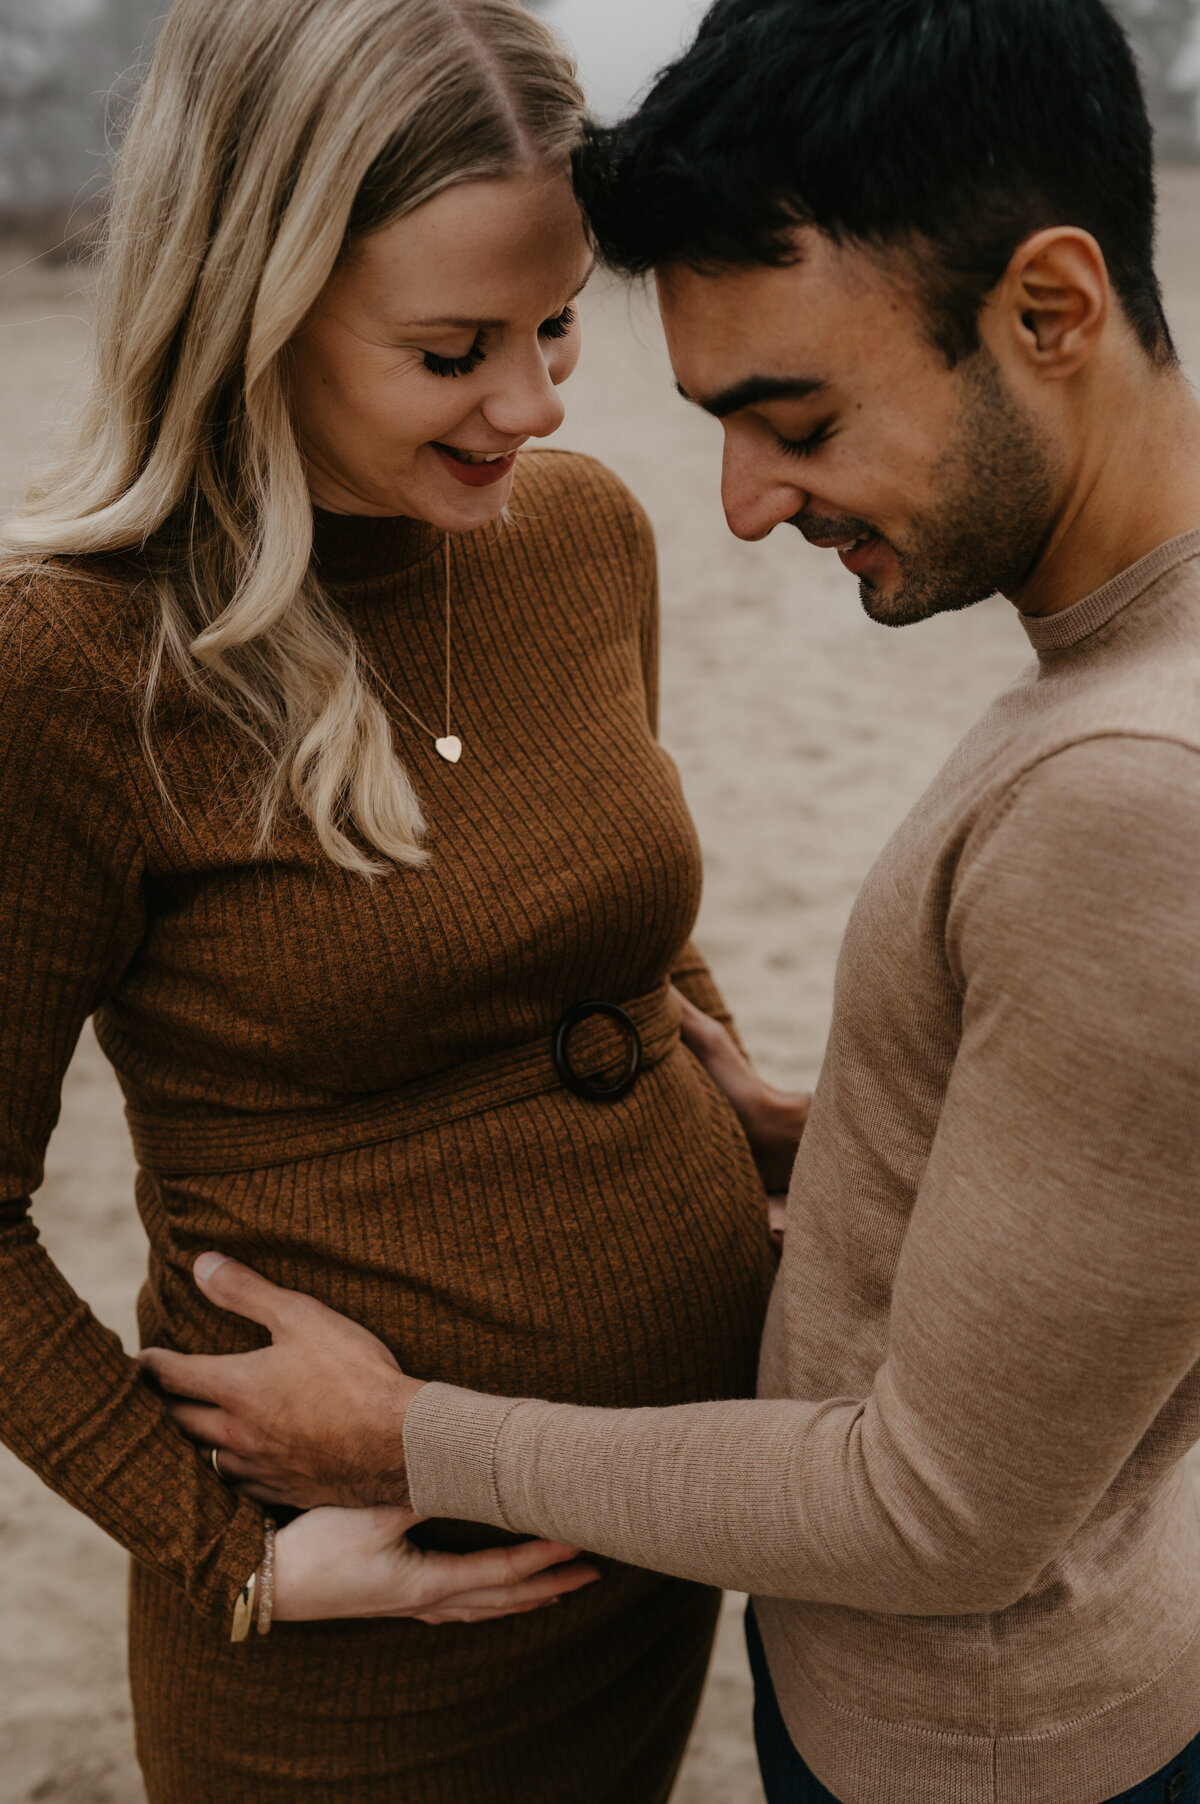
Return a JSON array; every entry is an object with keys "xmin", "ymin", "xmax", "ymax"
[
  {"xmin": 188, "ymin": 1491, "xmax": 267, "ymax": 1621},
  {"xmin": 403, "ymin": 1381, "xmax": 526, "ymax": 1528}
]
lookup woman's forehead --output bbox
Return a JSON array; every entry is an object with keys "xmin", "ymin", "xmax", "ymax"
[{"xmin": 339, "ymin": 173, "xmax": 591, "ymax": 325}]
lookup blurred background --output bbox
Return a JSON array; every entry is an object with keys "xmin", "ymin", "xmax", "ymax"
[
  {"xmin": 1, "ymin": 0, "xmax": 1198, "ymax": 237},
  {"xmin": 1, "ymin": 3, "xmax": 1199, "ymax": 1802}
]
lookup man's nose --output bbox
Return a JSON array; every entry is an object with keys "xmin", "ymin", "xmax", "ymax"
[{"xmin": 720, "ymin": 434, "xmax": 808, "ymax": 542}]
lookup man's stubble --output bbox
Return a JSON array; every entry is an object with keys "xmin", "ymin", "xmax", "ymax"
[{"xmin": 860, "ymin": 350, "xmax": 1060, "ymax": 628}]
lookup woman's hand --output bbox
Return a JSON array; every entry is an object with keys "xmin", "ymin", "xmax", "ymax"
[
  {"xmin": 675, "ymin": 989, "xmax": 812, "ymax": 1218},
  {"xmin": 271, "ymin": 1505, "xmax": 599, "ymax": 1625}
]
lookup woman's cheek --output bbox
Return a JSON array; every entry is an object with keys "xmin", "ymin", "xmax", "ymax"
[{"xmin": 383, "ymin": 380, "xmax": 467, "ymax": 459}]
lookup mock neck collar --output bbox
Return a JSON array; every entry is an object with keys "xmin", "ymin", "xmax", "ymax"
[
  {"xmin": 311, "ymin": 508, "xmax": 443, "ymax": 585},
  {"xmin": 1020, "ymin": 528, "xmax": 1200, "ymax": 655}
]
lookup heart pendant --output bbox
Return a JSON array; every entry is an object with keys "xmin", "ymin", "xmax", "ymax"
[{"xmin": 435, "ymin": 735, "xmax": 462, "ymax": 764}]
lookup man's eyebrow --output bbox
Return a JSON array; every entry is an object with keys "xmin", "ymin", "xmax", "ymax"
[
  {"xmin": 675, "ymin": 374, "xmax": 827, "ymax": 418},
  {"xmin": 390, "ymin": 268, "xmax": 596, "ymax": 334}
]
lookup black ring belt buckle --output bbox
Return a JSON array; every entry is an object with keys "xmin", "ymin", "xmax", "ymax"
[{"xmin": 552, "ymin": 1001, "xmax": 643, "ymax": 1104}]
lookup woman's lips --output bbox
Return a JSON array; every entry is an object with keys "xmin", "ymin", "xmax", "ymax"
[{"xmin": 432, "ymin": 443, "xmax": 519, "ymax": 488}]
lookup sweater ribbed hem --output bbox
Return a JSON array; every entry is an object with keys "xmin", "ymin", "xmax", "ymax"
[
  {"xmin": 756, "ymin": 1597, "xmax": 1200, "ymax": 1804},
  {"xmin": 403, "ymin": 1382, "xmax": 525, "ymax": 1529}
]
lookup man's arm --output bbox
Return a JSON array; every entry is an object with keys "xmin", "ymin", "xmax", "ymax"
[
  {"xmin": 407, "ymin": 735, "xmax": 1200, "ymax": 1606},
  {"xmin": 149, "ymin": 737, "xmax": 1200, "ymax": 1613}
]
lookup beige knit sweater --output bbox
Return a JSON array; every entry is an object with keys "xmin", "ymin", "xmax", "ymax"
[{"xmin": 405, "ymin": 529, "xmax": 1200, "ymax": 1804}]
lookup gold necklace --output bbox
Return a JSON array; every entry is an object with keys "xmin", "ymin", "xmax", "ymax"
[{"xmin": 366, "ymin": 534, "xmax": 461, "ymax": 764}]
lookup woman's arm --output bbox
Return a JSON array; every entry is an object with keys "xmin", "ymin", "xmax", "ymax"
[
  {"xmin": 1, "ymin": 591, "xmax": 595, "ymax": 1631},
  {"xmin": 270, "ymin": 1505, "xmax": 596, "ymax": 1625},
  {"xmin": 0, "ymin": 595, "xmax": 265, "ymax": 1617}
]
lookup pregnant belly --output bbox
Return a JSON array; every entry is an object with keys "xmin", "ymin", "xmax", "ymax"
[{"xmin": 138, "ymin": 1044, "xmax": 776, "ymax": 1424}]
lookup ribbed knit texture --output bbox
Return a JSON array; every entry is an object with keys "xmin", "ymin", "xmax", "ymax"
[
  {"xmin": 404, "ymin": 530, "xmax": 1200, "ymax": 1804},
  {"xmin": 0, "ymin": 450, "xmax": 775, "ymax": 1803}
]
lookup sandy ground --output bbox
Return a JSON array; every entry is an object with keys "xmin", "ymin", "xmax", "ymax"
[{"xmin": 1, "ymin": 169, "xmax": 1199, "ymax": 1803}]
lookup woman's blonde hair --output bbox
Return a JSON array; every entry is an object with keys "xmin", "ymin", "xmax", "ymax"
[{"xmin": 2, "ymin": 0, "xmax": 584, "ymax": 874}]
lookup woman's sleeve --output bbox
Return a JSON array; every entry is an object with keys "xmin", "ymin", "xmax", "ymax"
[{"xmin": 0, "ymin": 598, "xmax": 264, "ymax": 1619}]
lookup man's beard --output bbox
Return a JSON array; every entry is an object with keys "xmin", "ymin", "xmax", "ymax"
[{"xmin": 795, "ymin": 352, "xmax": 1059, "ymax": 628}]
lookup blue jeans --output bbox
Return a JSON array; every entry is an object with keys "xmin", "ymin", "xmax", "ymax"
[{"xmin": 745, "ymin": 1605, "xmax": 1200, "ymax": 1804}]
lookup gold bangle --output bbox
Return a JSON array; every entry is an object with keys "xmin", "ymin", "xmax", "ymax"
[
  {"xmin": 230, "ymin": 1568, "xmax": 257, "ymax": 1643},
  {"xmin": 256, "ymin": 1518, "xmax": 277, "ymax": 1638}
]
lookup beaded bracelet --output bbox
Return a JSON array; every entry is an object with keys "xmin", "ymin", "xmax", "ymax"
[{"xmin": 257, "ymin": 1518, "xmax": 277, "ymax": 1638}]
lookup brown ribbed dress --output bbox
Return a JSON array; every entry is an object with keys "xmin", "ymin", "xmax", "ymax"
[{"xmin": 0, "ymin": 450, "xmax": 775, "ymax": 1803}]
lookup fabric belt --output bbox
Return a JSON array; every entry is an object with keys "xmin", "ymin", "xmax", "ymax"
[{"xmin": 126, "ymin": 985, "xmax": 682, "ymax": 1177}]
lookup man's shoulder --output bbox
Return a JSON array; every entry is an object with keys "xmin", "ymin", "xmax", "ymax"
[
  {"xmin": 1012, "ymin": 731, "xmax": 1200, "ymax": 818},
  {"xmin": 948, "ymin": 580, "xmax": 1200, "ymax": 839},
  {"xmin": 866, "ymin": 635, "xmax": 1200, "ymax": 942},
  {"xmin": 952, "ymin": 734, "xmax": 1200, "ymax": 951},
  {"xmin": 1017, "ymin": 617, "xmax": 1200, "ymax": 789}
]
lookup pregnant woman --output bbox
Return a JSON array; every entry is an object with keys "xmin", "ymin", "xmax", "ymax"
[{"xmin": 0, "ymin": 0, "xmax": 787, "ymax": 1798}]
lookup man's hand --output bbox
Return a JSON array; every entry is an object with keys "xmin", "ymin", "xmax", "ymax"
[
  {"xmin": 675, "ymin": 988, "xmax": 811, "ymax": 1203},
  {"xmin": 138, "ymin": 1254, "xmax": 420, "ymax": 1510}
]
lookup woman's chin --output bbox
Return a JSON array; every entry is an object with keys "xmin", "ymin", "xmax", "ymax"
[
  {"xmin": 308, "ymin": 464, "xmax": 518, "ymax": 530},
  {"xmin": 411, "ymin": 467, "xmax": 519, "ymax": 532}
]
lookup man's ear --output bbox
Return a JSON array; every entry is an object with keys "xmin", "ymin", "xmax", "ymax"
[{"xmin": 994, "ymin": 227, "xmax": 1110, "ymax": 379}]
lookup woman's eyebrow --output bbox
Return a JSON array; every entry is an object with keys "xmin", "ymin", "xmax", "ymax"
[
  {"xmin": 390, "ymin": 314, "xmax": 506, "ymax": 330},
  {"xmin": 390, "ymin": 267, "xmax": 595, "ymax": 334}
]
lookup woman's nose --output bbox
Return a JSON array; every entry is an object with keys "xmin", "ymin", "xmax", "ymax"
[{"xmin": 482, "ymin": 347, "xmax": 567, "ymax": 442}]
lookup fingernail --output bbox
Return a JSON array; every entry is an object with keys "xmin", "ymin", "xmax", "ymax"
[{"xmin": 194, "ymin": 1252, "xmax": 228, "ymax": 1284}]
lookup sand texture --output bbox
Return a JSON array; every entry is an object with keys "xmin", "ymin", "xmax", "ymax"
[{"xmin": 1, "ymin": 170, "xmax": 1198, "ymax": 1802}]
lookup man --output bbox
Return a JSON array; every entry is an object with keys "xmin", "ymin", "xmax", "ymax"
[{"xmin": 144, "ymin": 2, "xmax": 1200, "ymax": 1798}]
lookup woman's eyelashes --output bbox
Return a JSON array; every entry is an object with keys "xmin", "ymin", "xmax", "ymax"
[
  {"xmin": 538, "ymin": 304, "xmax": 576, "ymax": 342},
  {"xmin": 422, "ymin": 333, "xmax": 486, "ymax": 379},
  {"xmin": 420, "ymin": 307, "xmax": 576, "ymax": 378}
]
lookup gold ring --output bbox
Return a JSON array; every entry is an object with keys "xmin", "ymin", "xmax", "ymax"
[{"xmin": 210, "ymin": 1445, "xmax": 225, "ymax": 1480}]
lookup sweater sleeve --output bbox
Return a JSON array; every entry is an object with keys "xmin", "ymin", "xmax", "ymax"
[
  {"xmin": 404, "ymin": 736, "xmax": 1200, "ymax": 1613},
  {"xmin": 0, "ymin": 599, "xmax": 264, "ymax": 1618}
]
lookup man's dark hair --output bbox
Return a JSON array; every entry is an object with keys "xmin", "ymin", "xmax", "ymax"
[{"xmin": 573, "ymin": 0, "xmax": 1175, "ymax": 367}]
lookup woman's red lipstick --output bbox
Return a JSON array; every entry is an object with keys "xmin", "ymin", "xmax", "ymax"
[{"xmin": 432, "ymin": 443, "xmax": 519, "ymax": 487}]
